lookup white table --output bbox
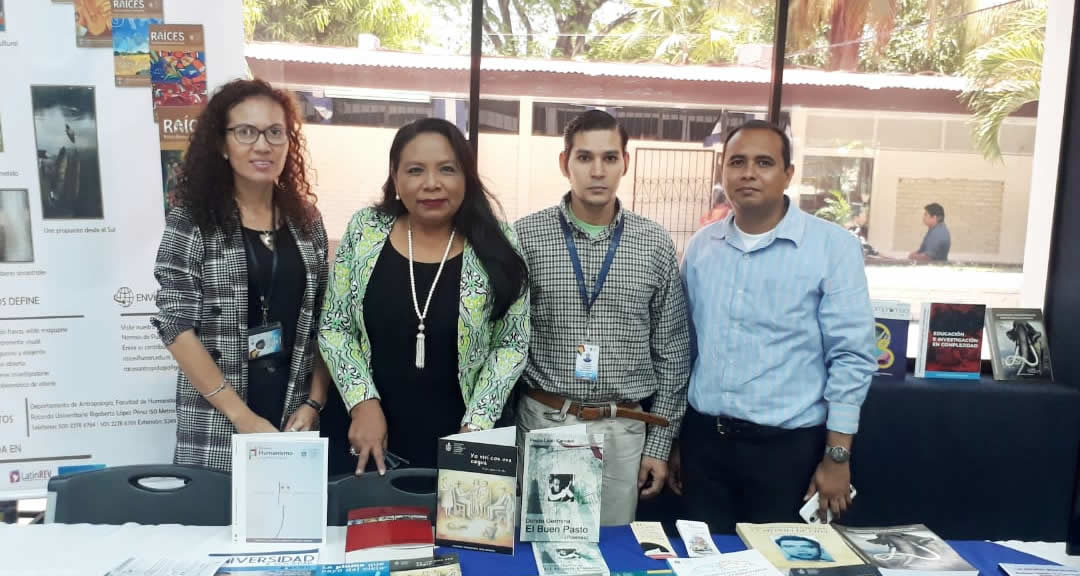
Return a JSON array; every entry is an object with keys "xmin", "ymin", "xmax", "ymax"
[
  {"xmin": 1, "ymin": 524, "xmax": 1077, "ymax": 576},
  {"xmin": 0, "ymin": 524, "xmax": 350, "ymax": 576}
]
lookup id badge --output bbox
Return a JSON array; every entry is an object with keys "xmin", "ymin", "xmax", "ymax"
[
  {"xmin": 248, "ymin": 322, "xmax": 284, "ymax": 360},
  {"xmin": 574, "ymin": 343, "xmax": 600, "ymax": 381}
]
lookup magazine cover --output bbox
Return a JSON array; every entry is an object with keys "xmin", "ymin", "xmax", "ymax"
[
  {"xmin": 532, "ymin": 542, "xmax": 609, "ymax": 576},
  {"xmin": 74, "ymin": 0, "xmax": 111, "ymax": 47},
  {"xmin": 833, "ymin": 525, "xmax": 975, "ymax": 576},
  {"xmin": 0, "ymin": 0, "xmax": 6, "ymax": 33},
  {"xmin": 435, "ymin": 427, "xmax": 517, "ymax": 555},
  {"xmin": 0, "ymin": 190, "xmax": 34, "ymax": 263},
  {"xmin": 735, "ymin": 523, "xmax": 865, "ymax": 571},
  {"xmin": 113, "ymin": 0, "xmax": 164, "ymax": 87},
  {"xmin": 345, "ymin": 506, "xmax": 433, "ymax": 563},
  {"xmin": 872, "ymin": 301, "xmax": 911, "ymax": 380},
  {"xmin": 231, "ymin": 433, "xmax": 328, "ymax": 545},
  {"xmin": 986, "ymin": 308, "xmax": 1052, "ymax": 380},
  {"xmin": 149, "ymin": 24, "xmax": 207, "ymax": 112},
  {"xmin": 157, "ymin": 106, "xmax": 200, "ymax": 216},
  {"xmin": 669, "ymin": 550, "xmax": 785, "ymax": 576},
  {"xmin": 521, "ymin": 425, "xmax": 603, "ymax": 543},
  {"xmin": 915, "ymin": 303, "xmax": 986, "ymax": 380},
  {"xmin": 31, "ymin": 85, "xmax": 104, "ymax": 219}
]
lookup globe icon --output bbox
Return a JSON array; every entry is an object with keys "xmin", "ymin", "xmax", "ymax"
[{"xmin": 114, "ymin": 287, "xmax": 135, "ymax": 307}]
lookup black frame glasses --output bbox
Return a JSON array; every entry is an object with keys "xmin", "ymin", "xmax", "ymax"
[{"xmin": 226, "ymin": 124, "xmax": 287, "ymax": 145}]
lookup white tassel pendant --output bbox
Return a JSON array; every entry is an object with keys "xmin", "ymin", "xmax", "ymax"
[{"xmin": 415, "ymin": 324, "xmax": 426, "ymax": 369}]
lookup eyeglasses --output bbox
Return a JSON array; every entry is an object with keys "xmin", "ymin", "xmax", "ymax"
[{"xmin": 226, "ymin": 124, "xmax": 287, "ymax": 146}]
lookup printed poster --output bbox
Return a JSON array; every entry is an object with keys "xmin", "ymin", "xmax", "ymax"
[
  {"xmin": 74, "ymin": 0, "xmax": 111, "ymax": 47},
  {"xmin": 113, "ymin": 0, "xmax": 163, "ymax": 87},
  {"xmin": 150, "ymin": 24, "xmax": 207, "ymax": 113}
]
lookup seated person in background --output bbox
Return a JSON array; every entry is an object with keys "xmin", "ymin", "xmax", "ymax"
[{"xmin": 908, "ymin": 202, "xmax": 950, "ymax": 262}]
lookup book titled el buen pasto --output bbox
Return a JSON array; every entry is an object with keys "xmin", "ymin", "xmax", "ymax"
[{"xmin": 521, "ymin": 424, "xmax": 604, "ymax": 544}]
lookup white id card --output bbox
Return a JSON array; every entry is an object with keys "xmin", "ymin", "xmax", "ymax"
[
  {"xmin": 574, "ymin": 343, "xmax": 600, "ymax": 381},
  {"xmin": 248, "ymin": 322, "xmax": 284, "ymax": 360}
]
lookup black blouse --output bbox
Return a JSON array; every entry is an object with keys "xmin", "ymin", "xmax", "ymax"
[
  {"xmin": 362, "ymin": 241, "xmax": 464, "ymax": 469},
  {"xmin": 243, "ymin": 226, "xmax": 305, "ymax": 428}
]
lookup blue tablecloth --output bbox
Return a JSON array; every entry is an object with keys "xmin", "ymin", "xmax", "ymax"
[{"xmin": 440, "ymin": 526, "xmax": 1060, "ymax": 575}]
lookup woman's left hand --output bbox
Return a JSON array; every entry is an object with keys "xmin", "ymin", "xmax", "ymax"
[{"xmin": 284, "ymin": 404, "xmax": 320, "ymax": 432}]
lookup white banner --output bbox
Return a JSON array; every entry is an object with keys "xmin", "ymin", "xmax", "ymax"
[{"xmin": 0, "ymin": 0, "xmax": 245, "ymax": 499}]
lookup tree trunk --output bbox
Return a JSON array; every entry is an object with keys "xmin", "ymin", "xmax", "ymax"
[{"xmin": 827, "ymin": 0, "xmax": 868, "ymax": 71}]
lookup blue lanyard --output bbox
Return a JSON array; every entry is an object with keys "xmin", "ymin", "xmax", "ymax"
[{"xmin": 559, "ymin": 213, "xmax": 624, "ymax": 317}]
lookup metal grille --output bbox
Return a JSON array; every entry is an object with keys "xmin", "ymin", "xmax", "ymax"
[{"xmin": 631, "ymin": 148, "xmax": 716, "ymax": 258}]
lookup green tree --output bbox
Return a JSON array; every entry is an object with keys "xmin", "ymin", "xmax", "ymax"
[
  {"xmin": 815, "ymin": 190, "xmax": 854, "ymax": 225},
  {"xmin": 590, "ymin": 0, "xmax": 775, "ymax": 65},
  {"xmin": 960, "ymin": 1, "xmax": 1045, "ymax": 159},
  {"xmin": 244, "ymin": 0, "xmax": 429, "ymax": 50}
]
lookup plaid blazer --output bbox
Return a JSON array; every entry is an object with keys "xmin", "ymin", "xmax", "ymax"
[{"xmin": 152, "ymin": 204, "xmax": 329, "ymax": 472}]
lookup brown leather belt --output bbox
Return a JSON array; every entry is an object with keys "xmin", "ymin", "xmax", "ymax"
[{"xmin": 525, "ymin": 388, "xmax": 669, "ymax": 427}]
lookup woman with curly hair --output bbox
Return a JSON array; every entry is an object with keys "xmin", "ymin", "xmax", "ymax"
[{"xmin": 152, "ymin": 79, "xmax": 331, "ymax": 472}]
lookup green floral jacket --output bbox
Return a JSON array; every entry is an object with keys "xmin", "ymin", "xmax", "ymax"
[{"xmin": 319, "ymin": 207, "xmax": 530, "ymax": 429}]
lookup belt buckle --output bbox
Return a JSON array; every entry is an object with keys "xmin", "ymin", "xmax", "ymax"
[
  {"xmin": 578, "ymin": 402, "xmax": 609, "ymax": 420},
  {"xmin": 715, "ymin": 418, "xmax": 728, "ymax": 436},
  {"xmin": 543, "ymin": 408, "xmax": 568, "ymax": 423}
]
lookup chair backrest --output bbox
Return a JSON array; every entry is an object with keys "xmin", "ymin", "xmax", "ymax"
[
  {"xmin": 46, "ymin": 464, "xmax": 231, "ymax": 525},
  {"xmin": 326, "ymin": 468, "xmax": 438, "ymax": 526}
]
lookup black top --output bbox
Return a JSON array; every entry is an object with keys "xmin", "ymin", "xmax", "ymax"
[
  {"xmin": 243, "ymin": 226, "xmax": 306, "ymax": 428},
  {"xmin": 363, "ymin": 241, "xmax": 464, "ymax": 469}
]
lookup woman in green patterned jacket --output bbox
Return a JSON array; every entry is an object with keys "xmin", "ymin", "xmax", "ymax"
[{"xmin": 319, "ymin": 118, "xmax": 530, "ymax": 475}]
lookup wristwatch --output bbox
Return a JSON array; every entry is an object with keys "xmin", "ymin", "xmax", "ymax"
[
  {"xmin": 824, "ymin": 445, "xmax": 851, "ymax": 463},
  {"xmin": 302, "ymin": 398, "xmax": 324, "ymax": 413},
  {"xmin": 463, "ymin": 422, "xmax": 481, "ymax": 432}
]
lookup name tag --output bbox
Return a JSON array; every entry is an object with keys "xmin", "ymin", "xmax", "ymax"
[
  {"xmin": 248, "ymin": 322, "xmax": 284, "ymax": 360},
  {"xmin": 574, "ymin": 343, "xmax": 600, "ymax": 381}
]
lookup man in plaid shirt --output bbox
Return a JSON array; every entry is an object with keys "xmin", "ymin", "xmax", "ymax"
[{"xmin": 514, "ymin": 110, "xmax": 691, "ymax": 525}]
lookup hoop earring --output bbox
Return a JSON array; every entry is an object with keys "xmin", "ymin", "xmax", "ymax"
[{"xmin": 395, "ymin": 194, "xmax": 400, "ymax": 200}]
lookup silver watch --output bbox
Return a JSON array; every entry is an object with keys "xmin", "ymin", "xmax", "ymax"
[{"xmin": 824, "ymin": 445, "xmax": 851, "ymax": 463}]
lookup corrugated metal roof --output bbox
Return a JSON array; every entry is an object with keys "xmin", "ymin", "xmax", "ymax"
[{"xmin": 245, "ymin": 41, "xmax": 969, "ymax": 92}]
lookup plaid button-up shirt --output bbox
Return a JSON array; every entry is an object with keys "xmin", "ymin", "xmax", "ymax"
[{"xmin": 514, "ymin": 195, "xmax": 690, "ymax": 460}]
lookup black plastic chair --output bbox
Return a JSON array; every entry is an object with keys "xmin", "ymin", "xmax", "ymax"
[
  {"xmin": 46, "ymin": 464, "xmax": 231, "ymax": 525},
  {"xmin": 326, "ymin": 468, "xmax": 438, "ymax": 526}
]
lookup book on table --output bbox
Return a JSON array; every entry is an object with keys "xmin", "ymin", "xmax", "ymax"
[
  {"xmin": 344, "ymin": 506, "xmax": 433, "ymax": 563},
  {"xmin": 668, "ymin": 549, "xmax": 785, "ymax": 576},
  {"xmin": 985, "ymin": 308, "xmax": 1053, "ymax": 380},
  {"xmin": 231, "ymin": 432, "xmax": 328, "ymax": 545},
  {"xmin": 872, "ymin": 300, "xmax": 911, "ymax": 381},
  {"xmin": 914, "ymin": 303, "xmax": 986, "ymax": 380},
  {"xmin": 735, "ymin": 523, "xmax": 866, "ymax": 571},
  {"xmin": 389, "ymin": 554, "xmax": 462, "ymax": 575},
  {"xmin": 999, "ymin": 565, "xmax": 1080, "ymax": 576},
  {"xmin": 435, "ymin": 426, "xmax": 517, "ymax": 555},
  {"xmin": 532, "ymin": 541, "xmax": 611, "ymax": 576},
  {"xmin": 832, "ymin": 524, "xmax": 976, "ymax": 576},
  {"xmin": 521, "ymin": 424, "xmax": 604, "ymax": 544}
]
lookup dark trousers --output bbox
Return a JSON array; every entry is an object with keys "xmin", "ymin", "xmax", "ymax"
[{"xmin": 680, "ymin": 405, "xmax": 826, "ymax": 533}]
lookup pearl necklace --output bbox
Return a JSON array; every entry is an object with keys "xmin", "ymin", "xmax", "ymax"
[{"xmin": 407, "ymin": 222, "xmax": 456, "ymax": 370}]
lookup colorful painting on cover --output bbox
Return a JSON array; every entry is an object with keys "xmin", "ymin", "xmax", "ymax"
[
  {"xmin": 112, "ymin": 0, "xmax": 163, "ymax": 87},
  {"xmin": 74, "ymin": 0, "xmax": 112, "ymax": 47},
  {"xmin": 432, "ymin": 436, "xmax": 516, "ymax": 553},
  {"xmin": 872, "ymin": 301, "xmax": 910, "ymax": 380},
  {"xmin": 0, "ymin": 0, "xmax": 7, "ymax": 33},
  {"xmin": 150, "ymin": 25, "xmax": 207, "ymax": 113},
  {"xmin": 520, "ymin": 426, "xmax": 603, "ymax": 543}
]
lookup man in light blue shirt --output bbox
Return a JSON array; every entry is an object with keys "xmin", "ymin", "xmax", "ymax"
[{"xmin": 669, "ymin": 120, "xmax": 876, "ymax": 532}]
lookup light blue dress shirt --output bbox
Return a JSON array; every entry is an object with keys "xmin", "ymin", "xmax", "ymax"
[{"xmin": 681, "ymin": 199, "xmax": 877, "ymax": 434}]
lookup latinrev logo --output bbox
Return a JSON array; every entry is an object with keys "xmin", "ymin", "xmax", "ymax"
[
  {"xmin": 8, "ymin": 470, "xmax": 18, "ymax": 484},
  {"xmin": 9, "ymin": 469, "xmax": 53, "ymax": 483}
]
